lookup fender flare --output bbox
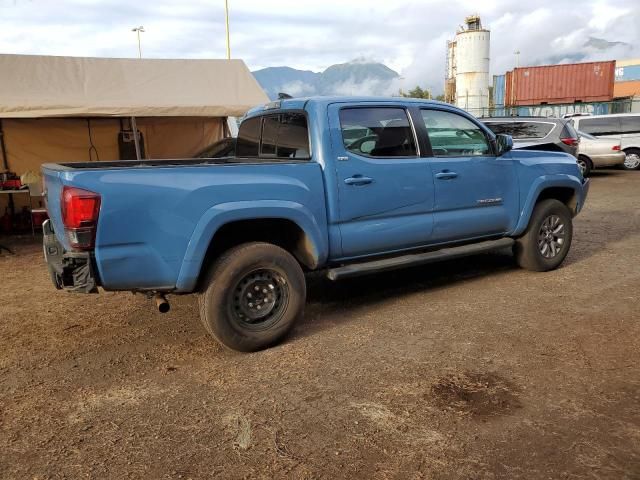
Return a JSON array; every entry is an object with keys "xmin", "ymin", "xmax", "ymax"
[
  {"xmin": 512, "ymin": 174, "xmax": 583, "ymax": 236},
  {"xmin": 175, "ymin": 200, "xmax": 327, "ymax": 292}
]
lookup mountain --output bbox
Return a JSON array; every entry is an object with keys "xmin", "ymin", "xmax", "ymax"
[{"xmin": 252, "ymin": 59, "xmax": 400, "ymax": 100}]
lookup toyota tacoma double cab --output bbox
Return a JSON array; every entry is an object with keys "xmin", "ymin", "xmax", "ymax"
[{"xmin": 41, "ymin": 97, "xmax": 589, "ymax": 351}]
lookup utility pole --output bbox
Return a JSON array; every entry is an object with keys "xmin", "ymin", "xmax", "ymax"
[
  {"xmin": 514, "ymin": 50, "xmax": 521, "ymax": 68},
  {"xmin": 132, "ymin": 26, "xmax": 145, "ymax": 59},
  {"xmin": 224, "ymin": 0, "xmax": 231, "ymax": 59}
]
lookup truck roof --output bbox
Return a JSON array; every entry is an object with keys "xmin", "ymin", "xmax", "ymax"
[{"xmin": 245, "ymin": 96, "xmax": 452, "ymax": 118}]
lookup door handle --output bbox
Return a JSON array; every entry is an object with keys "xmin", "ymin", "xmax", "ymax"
[
  {"xmin": 435, "ymin": 171, "xmax": 458, "ymax": 180},
  {"xmin": 344, "ymin": 175, "xmax": 373, "ymax": 186}
]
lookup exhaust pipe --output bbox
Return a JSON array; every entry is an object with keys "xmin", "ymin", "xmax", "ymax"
[{"xmin": 154, "ymin": 293, "xmax": 170, "ymax": 313}]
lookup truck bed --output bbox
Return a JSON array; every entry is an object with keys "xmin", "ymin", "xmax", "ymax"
[{"xmin": 42, "ymin": 159, "xmax": 329, "ymax": 293}]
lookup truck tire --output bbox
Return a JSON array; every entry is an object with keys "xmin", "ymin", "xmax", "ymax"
[
  {"xmin": 622, "ymin": 148, "xmax": 640, "ymax": 170},
  {"xmin": 198, "ymin": 242, "xmax": 306, "ymax": 352},
  {"xmin": 514, "ymin": 199, "xmax": 573, "ymax": 272},
  {"xmin": 577, "ymin": 155, "xmax": 592, "ymax": 177}
]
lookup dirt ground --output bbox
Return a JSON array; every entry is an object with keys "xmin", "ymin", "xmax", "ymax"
[{"xmin": 1, "ymin": 170, "xmax": 639, "ymax": 479}]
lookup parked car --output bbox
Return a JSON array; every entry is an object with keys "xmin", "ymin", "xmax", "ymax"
[
  {"xmin": 194, "ymin": 137, "xmax": 236, "ymax": 158},
  {"xmin": 481, "ymin": 117, "xmax": 580, "ymax": 158},
  {"xmin": 576, "ymin": 130, "xmax": 625, "ymax": 176},
  {"xmin": 41, "ymin": 97, "xmax": 589, "ymax": 352},
  {"xmin": 570, "ymin": 113, "xmax": 640, "ymax": 170}
]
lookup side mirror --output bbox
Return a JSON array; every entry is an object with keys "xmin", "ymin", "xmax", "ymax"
[{"xmin": 495, "ymin": 134, "xmax": 513, "ymax": 156}]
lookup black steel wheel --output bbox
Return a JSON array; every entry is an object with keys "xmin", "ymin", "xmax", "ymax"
[{"xmin": 198, "ymin": 242, "xmax": 305, "ymax": 352}]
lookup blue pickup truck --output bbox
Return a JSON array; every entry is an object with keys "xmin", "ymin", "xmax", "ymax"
[{"xmin": 42, "ymin": 97, "xmax": 589, "ymax": 351}]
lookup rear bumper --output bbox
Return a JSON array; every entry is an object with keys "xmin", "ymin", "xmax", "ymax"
[{"xmin": 43, "ymin": 219, "xmax": 99, "ymax": 294}]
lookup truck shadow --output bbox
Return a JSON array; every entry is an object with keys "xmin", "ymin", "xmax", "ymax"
[{"xmin": 293, "ymin": 250, "xmax": 516, "ymax": 340}]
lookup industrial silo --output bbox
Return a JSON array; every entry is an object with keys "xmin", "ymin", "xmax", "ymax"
[{"xmin": 454, "ymin": 15, "xmax": 490, "ymax": 114}]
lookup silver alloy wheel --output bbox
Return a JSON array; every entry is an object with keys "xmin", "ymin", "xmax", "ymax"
[
  {"xmin": 577, "ymin": 158, "xmax": 587, "ymax": 175},
  {"xmin": 624, "ymin": 152, "xmax": 640, "ymax": 169},
  {"xmin": 538, "ymin": 215, "xmax": 565, "ymax": 259}
]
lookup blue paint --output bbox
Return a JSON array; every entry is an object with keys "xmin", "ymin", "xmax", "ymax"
[
  {"xmin": 42, "ymin": 97, "xmax": 588, "ymax": 293},
  {"xmin": 616, "ymin": 64, "xmax": 640, "ymax": 82},
  {"xmin": 493, "ymin": 74, "xmax": 506, "ymax": 107}
]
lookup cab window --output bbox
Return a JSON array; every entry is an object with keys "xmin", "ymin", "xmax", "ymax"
[
  {"xmin": 339, "ymin": 108, "xmax": 417, "ymax": 157},
  {"xmin": 236, "ymin": 113, "xmax": 310, "ymax": 159},
  {"xmin": 421, "ymin": 109, "xmax": 491, "ymax": 157}
]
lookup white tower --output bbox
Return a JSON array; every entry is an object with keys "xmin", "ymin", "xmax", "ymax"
[{"xmin": 454, "ymin": 15, "xmax": 490, "ymax": 114}]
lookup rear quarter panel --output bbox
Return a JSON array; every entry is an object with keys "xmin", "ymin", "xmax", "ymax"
[{"xmin": 44, "ymin": 162, "xmax": 328, "ymax": 292}]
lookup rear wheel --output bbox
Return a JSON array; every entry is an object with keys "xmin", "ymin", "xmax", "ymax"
[
  {"xmin": 198, "ymin": 242, "xmax": 306, "ymax": 352},
  {"xmin": 514, "ymin": 199, "xmax": 573, "ymax": 272},
  {"xmin": 577, "ymin": 155, "xmax": 592, "ymax": 177},
  {"xmin": 622, "ymin": 148, "xmax": 640, "ymax": 170}
]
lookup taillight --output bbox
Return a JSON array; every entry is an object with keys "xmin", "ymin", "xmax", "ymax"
[
  {"xmin": 612, "ymin": 145, "xmax": 621, "ymax": 151},
  {"xmin": 61, "ymin": 186, "xmax": 101, "ymax": 250},
  {"xmin": 561, "ymin": 137, "xmax": 579, "ymax": 147}
]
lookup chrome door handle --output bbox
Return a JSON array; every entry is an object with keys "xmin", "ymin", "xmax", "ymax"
[
  {"xmin": 435, "ymin": 171, "xmax": 458, "ymax": 180},
  {"xmin": 344, "ymin": 175, "xmax": 373, "ymax": 186}
]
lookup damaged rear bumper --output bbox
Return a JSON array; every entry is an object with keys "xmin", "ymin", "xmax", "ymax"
[{"xmin": 42, "ymin": 219, "xmax": 99, "ymax": 293}]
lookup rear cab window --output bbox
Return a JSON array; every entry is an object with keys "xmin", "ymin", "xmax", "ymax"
[
  {"xmin": 236, "ymin": 112, "xmax": 310, "ymax": 160},
  {"xmin": 339, "ymin": 107, "xmax": 417, "ymax": 158}
]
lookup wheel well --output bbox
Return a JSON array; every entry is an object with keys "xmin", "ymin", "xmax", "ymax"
[
  {"xmin": 199, "ymin": 218, "xmax": 318, "ymax": 284},
  {"xmin": 536, "ymin": 187, "xmax": 577, "ymax": 212}
]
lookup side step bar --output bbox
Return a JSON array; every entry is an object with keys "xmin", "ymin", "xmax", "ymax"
[{"xmin": 326, "ymin": 238, "xmax": 515, "ymax": 281}]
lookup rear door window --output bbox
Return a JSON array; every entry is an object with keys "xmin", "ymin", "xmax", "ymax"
[
  {"xmin": 508, "ymin": 122, "xmax": 554, "ymax": 139},
  {"xmin": 421, "ymin": 109, "xmax": 491, "ymax": 157},
  {"xmin": 339, "ymin": 107, "xmax": 417, "ymax": 157},
  {"xmin": 578, "ymin": 117, "xmax": 622, "ymax": 136},
  {"xmin": 483, "ymin": 122, "xmax": 512, "ymax": 135},
  {"xmin": 620, "ymin": 116, "xmax": 640, "ymax": 134}
]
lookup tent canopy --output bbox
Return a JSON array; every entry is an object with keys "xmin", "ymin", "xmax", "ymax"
[{"xmin": 0, "ymin": 54, "xmax": 268, "ymax": 118}]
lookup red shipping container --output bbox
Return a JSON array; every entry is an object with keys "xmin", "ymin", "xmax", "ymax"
[{"xmin": 505, "ymin": 61, "xmax": 615, "ymax": 106}]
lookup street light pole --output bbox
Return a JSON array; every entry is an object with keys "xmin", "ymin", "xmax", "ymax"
[
  {"xmin": 224, "ymin": 0, "xmax": 231, "ymax": 59},
  {"xmin": 132, "ymin": 26, "xmax": 145, "ymax": 59}
]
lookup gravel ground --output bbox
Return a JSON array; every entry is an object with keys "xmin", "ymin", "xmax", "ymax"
[{"xmin": 0, "ymin": 170, "xmax": 639, "ymax": 479}]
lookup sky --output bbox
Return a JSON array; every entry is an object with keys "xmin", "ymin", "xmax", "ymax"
[{"xmin": 1, "ymin": 0, "xmax": 639, "ymax": 94}]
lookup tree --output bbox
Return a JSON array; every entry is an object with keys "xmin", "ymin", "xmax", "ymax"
[{"xmin": 399, "ymin": 85, "xmax": 443, "ymax": 100}]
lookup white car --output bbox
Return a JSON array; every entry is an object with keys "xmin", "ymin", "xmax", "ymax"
[
  {"xmin": 570, "ymin": 113, "xmax": 640, "ymax": 170},
  {"xmin": 576, "ymin": 131, "xmax": 625, "ymax": 176}
]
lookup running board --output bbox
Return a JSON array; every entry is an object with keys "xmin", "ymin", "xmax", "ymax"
[{"xmin": 326, "ymin": 238, "xmax": 514, "ymax": 281}]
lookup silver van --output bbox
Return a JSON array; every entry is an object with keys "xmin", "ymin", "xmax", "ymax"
[{"xmin": 570, "ymin": 113, "xmax": 640, "ymax": 170}]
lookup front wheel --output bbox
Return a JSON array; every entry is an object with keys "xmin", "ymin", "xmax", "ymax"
[
  {"xmin": 622, "ymin": 148, "xmax": 640, "ymax": 170},
  {"xmin": 198, "ymin": 242, "xmax": 306, "ymax": 352},
  {"xmin": 514, "ymin": 199, "xmax": 573, "ymax": 272}
]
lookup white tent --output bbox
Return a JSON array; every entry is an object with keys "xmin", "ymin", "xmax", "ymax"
[{"xmin": 0, "ymin": 54, "xmax": 268, "ymax": 217}]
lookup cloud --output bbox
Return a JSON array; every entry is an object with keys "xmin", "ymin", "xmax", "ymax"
[{"xmin": 0, "ymin": 0, "xmax": 638, "ymax": 95}]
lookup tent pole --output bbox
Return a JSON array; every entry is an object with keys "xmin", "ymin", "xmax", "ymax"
[
  {"xmin": 0, "ymin": 119, "xmax": 9, "ymax": 171},
  {"xmin": 130, "ymin": 116, "xmax": 142, "ymax": 160}
]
